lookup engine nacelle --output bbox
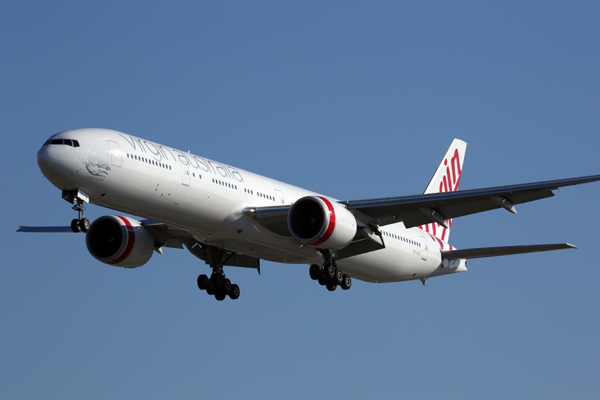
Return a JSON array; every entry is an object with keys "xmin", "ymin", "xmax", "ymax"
[
  {"xmin": 288, "ymin": 196, "xmax": 357, "ymax": 249},
  {"xmin": 86, "ymin": 215, "xmax": 155, "ymax": 268}
]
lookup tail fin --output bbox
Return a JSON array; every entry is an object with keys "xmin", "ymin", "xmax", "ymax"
[{"xmin": 419, "ymin": 139, "xmax": 467, "ymax": 242}]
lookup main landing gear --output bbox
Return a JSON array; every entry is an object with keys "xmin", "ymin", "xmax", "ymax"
[
  {"xmin": 309, "ymin": 252, "xmax": 352, "ymax": 292},
  {"xmin": 197, "ymin": 272, "xmax": 240, "ymax": 301},
  {"xmin": 196, "ymin": 245, "xmax": 240, "ymax": 301},
  {"xmin": 70, "ymin": 198, "xmax": 90, "ymax": 233}
]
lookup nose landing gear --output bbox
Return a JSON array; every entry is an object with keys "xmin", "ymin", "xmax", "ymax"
[
  {"xmin": 62, "ymin": 189, "xmax": 90, "ymax": 233},
  {"xmin": 70, "ymin": 199, "xmax": 90, "ymax": 233}
]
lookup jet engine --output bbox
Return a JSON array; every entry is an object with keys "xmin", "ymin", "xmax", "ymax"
[
  {"xmin": 287, "ymin": 196, "xmax": 357, "ymax": 249},
  {"xmin": 86, "ymin": 215, "xmax": 154, "ymax": 268}
]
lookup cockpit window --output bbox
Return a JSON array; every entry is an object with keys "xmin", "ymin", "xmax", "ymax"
[{"xmin": 44, "ymin": 138, "xmax": 80, "ymax": 147}]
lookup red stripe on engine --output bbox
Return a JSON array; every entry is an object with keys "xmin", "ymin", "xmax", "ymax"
[
  {"xmin": 108, "ymin": 216, "xmax": 135, "ymax": 265},
  {"xmin": 307, "ymin": 196, "xmax": 336, "ymax": 246}
]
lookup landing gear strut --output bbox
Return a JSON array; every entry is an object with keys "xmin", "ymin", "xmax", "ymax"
[
  {"xmin": 196, "ymin": 245, "xmax": 241, "ymax": 301},
  {"xmin": 309, "ymin": 250, "xmax": 352, "ymax": 292},
  {"xmin": 70, "ymin": 198, "xmax": 90, "ymax": 233}
]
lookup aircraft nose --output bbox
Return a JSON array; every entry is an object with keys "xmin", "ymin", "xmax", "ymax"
[{"xmin": 37, "ymin": 143, "xmax": 57, "ymax": 177}]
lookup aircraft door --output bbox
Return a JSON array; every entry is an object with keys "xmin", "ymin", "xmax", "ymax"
[
  {"xmin": 181, "ymin": 165, "xmax": 190, "ymax": 186},
  {"xmin": 419, "ymin": 236, "xmax": 428, "ymax": 261},
  {"xmin": 275, "ymin": 189, "xmax": 285, "ymax": 204},
  {"xmin": 107, "ymin": 141, "xmax": 122, "ymax": 167}
]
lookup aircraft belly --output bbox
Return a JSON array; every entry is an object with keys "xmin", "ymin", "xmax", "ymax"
[
  {"xmin": 337, "ymin": 244, "xmax": 440, "ymax": 283},
  {"xmin": 201, "ymin": 213, "xmax": 323, "ymax": 264},
  {"xmin": 200, "ymin": 238, "xmax": 321, "ymax": 264}
]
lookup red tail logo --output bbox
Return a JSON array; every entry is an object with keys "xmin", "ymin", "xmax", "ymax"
[
  {"xmin": 440, "ymin": 148, "xmax": 462, "ymax": 193},
  {"xmin": 419, "ymin": 148, "xmax": 462, "ymax": 242}
]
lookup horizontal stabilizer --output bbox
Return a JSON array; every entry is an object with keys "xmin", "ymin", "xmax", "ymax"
[
  {"xmin": 441, "ymin": 243, "xmax": 576, "ymax": 260},
  {"xmin": 17, "ymin": 226, "xmax": 73, "ymax": 233}
]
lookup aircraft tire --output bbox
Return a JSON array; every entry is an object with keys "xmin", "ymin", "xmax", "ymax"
[
  {"xmin": 80, "ymin": 218, "xmax": 90, "ymax": 233},
  {"xmin": 215, "ymin": 292, "xmax": 226, "ymax": 301},
  {"xmin": 197, "ymin": 274, "xmax": 209, "ymax": 290},
  {"xmin": 229, "ymin": 284, "xmax": 240, "ymax": 300},
  {"xmin": 207, "ymin": 286, "xmax": 215, "ymax": 295},
  {"xmin": 341, "ymin": 275, "xmax": 352, "ymax": 290},
  {"xmin": 71, "ymin": 219, "xmax": 81, "ymax": 233},
  {"xmin": 317, "ymin": 275, "xmax": 328, "ymax": 286},
  {"xmin": 323, "ymin": 264, "xmax": 335, "ymax": 280},
  {"xmin": 309, "ymin": 264, "xmax": 321, "ymax": 280},
  {"xmin": 334, "ymin": 269, "xmax": 344, "ymax": 285},
  {"xmin": 223, "ymin": 278, "xmax": 232, "ymax": 294},
  {"xmin": 326, "ymin": 283, "xmax": 337, "ymax": 292}
]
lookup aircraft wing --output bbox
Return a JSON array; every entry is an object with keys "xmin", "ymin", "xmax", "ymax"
[
  {"xmin": 346, "ymin": 174, "xmax": 600, "ymax": 228},
  {"xmin": 138, "ymin": 221, "xmax": 261, "ymax": 270},
  {"xmin": 441, "ymin": 243, "xmax": 576, "ymax": 260},
  {"xmin": 17, "ymin": 220, "xmax": 261, "ymax": 270},
  {"xmin": 246, "ymin": 175, "xmax": 600, "ymax": 234}
]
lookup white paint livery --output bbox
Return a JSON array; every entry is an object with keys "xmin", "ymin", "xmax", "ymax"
[{"xmin": 20, "ymin": 128, "xmax": 600, "ymax": 300}]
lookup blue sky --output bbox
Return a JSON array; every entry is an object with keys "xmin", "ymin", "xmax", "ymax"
[{"xmin": 2, "ymin": 1, "xmax": 600, "ymax": 398}]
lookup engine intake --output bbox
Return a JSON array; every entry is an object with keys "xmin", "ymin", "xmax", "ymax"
[
  {"xmin": 288, "ymin": 196, "xmax": 357, "ymax": 249},
  {"xmin": 86, "ymin": 215, "xmax": 154, "ymax": 268}
]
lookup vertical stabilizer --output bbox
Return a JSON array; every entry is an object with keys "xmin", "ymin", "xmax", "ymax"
[{"xmin": 419, "ymin": 139, "xmax": 467, "ymax": 242}]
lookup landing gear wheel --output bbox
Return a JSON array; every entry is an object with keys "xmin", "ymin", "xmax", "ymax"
[
  {"xmin": 215, "ymin": 292, "xmax": 226, "ymax": 301},
  {"xmin": 341, "ymin": 275, "xmax": 352, "ymax": 290},
  {"xmin": 317, "ymin": 275, "xmax": 328, "ymax": 286},
  {"xmin": 309, "ymin": 264, "xmax": 321, "ymax": 280},
  {"xmin": 229, "ymin": 284, "xmax": 240, "ymax": 300},
  {"xmin": 206, "ymin": 286, "xmax": 215, "ymax": 295},
  {"xmin": 334, "ymin": 269, "xmax": 344, "ymax": 285},
  {"xmin": 326, "ymin": 283, "xmax": 337, "ymax": 292},
  {"xmin": 323, "ymin": 264, "xmax": 335, "ymax": 280},
  {"xmin": 71, "ymin": 219, "xmax": 81, "ymax": 233},
  {"xmin": 197, "ymin": 274, "xmax": 209, "ymax": 290},
  {"xmin": 80, "ymin": 218, "xmax": 90, "ymax": 233},
  {"xmin": 223, "ymin": 278, "xmax": 232, "ymax": 294}
]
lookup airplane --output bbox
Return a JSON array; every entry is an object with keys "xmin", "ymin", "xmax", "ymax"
[{"xmin": 18, "ymin": 128, "xmax": 600, "ymax": 301}]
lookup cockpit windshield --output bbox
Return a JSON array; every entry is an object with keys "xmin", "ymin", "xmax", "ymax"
[{"xmin": 43, "ymin": 138, "xmax": 80, "ymax": 147}]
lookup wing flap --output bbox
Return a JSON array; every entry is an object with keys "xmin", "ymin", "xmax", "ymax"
[
  {"xmin": 242, "ymin": 205, "xmax": 292, "ymax": 236},
  {"xmin": 442, "ymin": 243, "xmax": 576, "ymax": 260}
]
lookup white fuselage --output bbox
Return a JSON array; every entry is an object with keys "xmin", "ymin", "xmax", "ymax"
[{"xmin": 37, "ymin": 128, "xmax": 466, "ymax": 283}]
